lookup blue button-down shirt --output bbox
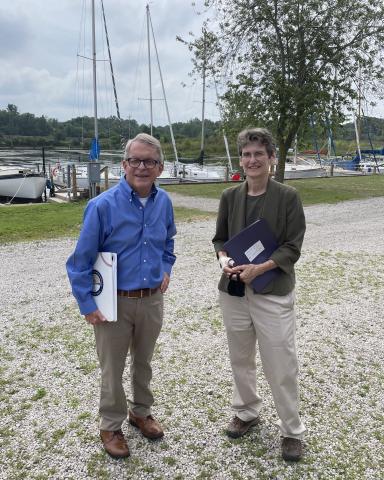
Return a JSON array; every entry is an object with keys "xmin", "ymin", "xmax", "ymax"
[{"xmin": 66, "ymin": 177, "xmax": 177, "ymax": 315}]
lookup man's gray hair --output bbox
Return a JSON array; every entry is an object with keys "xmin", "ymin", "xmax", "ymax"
[
  {"xmin": 124, "ymin": 133, "xmax": 164, "ymax": 163},
  {"xmin": 237, "ymin": 128, "xmax": 276, "ymax": 158}
]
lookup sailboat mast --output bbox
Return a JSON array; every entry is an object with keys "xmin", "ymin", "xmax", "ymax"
[
  {"xmin": 200, "ymin": 57, "xmax": 206, "ymax": 165},
  {"xmin": 101, "ymin": 0, "xmax": 120, "ymax": 121},
  {"xmin": 357, "ymin": 61, "xmax": 362, "ymax": 142},
  {"xmin": 146, "ymin": 4, "xmax": 153, "ymax": 136},
  {"xmin": 214, "ymin": 79, "xmax": 232, "ymax": 172},
  {"xmin": 310, "ymin": 115, "xmax": 321, "ymax": 165},
  {"xmin": 198, "ymin": 29, "xmax": 207, "ymax": 165},
  {"xmin": 91, "ymin": 0, "xmax": 98, "ymax": 144},
  {"xmin": 148, "ymin": 7, "xmax": 179, "ymax": 168},
  {"xmin": 354, "ymin": 112, "xmax": 362, "ymax": 162}
]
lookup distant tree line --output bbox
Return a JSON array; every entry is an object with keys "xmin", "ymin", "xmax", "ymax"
[
  {"xmin": 0, "ymin": 104, "xmax": 228, "ymax": 159},
  {"xmin": 0, "ymin": 104, "xmax": 383, "ymax": 157}
]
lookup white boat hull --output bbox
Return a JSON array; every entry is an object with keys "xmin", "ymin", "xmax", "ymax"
[
  {"xmin": 178, "ymin": 164, "xmax": 227, "ymax": 181},
  {"xmin": 0, "ymin": 170, "xmax": 46, "ymax": 199},
  {"xmin": 284, "ymin": 166, "xmax": 327, "ymax": 179}
]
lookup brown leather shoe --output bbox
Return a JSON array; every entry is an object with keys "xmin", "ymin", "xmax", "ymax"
[
  {"xmin": 100, "ymin": 429, "xmax": 130, "ymax": 458},
  {"xmin": 281, "ymin": 437, "xmax": 303, "ymax": 461},
  {"xmin": 129, "ymin": 411, "xmax": 164, "ymax": 439},
  {"xmin": 225, "ymin": 416, "xmax": 260, "ymax": 438}
]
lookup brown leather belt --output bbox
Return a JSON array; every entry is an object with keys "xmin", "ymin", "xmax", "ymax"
[{"xmin": 117, "ymin": 288, "xmax": 159, "ymax": 298}]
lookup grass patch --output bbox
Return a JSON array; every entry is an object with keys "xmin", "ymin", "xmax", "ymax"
[
  {"xmin": 163, "ymin": 456, "xmax": 177, "ymax": 466},
  {"xmin": 1, "ymin": 175, "xmax": 383, "ymax": 244},
  {"xmin": 164, "ymin": 175, "xmax": 384, "ymax": 205},
  {"xmin": 174, "ymin": 206, "xmax": 214, "ymax": 222},
  {"xmin": 287, "ymin": 175, "xmax": 384, "ymax": 205},
  {"xmin": 0, "ymin": 201, "xmax": 86, "ymax": 243},
  {"xmin": 0, "ymin": 202, "xmax": 213, "ymax": 244},
  {"xmin": 31, "ymin": 388, "xmax": 47, "ymax": 401}
]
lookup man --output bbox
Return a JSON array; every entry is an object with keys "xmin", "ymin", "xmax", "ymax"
[
  {"xmin": 66, "ymin": 133, "xmax": 176, "ymax": 458},
  {"xmin": 212, "ymin": 128, "xmax": 306, "ymax": 461}
]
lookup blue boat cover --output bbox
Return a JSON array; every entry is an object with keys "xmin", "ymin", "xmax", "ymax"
[{"xmin": 89, "ymin": 138, "xmax": 100, "ymax": 160}]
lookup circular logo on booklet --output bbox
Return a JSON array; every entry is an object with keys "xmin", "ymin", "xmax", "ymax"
[{"xmin": 91, "ymin": 269, "xmax": 103, "ymax": 296}]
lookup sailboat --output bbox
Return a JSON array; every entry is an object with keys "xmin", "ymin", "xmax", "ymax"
[
  {"xmin": 176, "ymin": 42, "xmax": 232, "ymax": 182},
  {"xmin": 51, "ymin": 0, "xmax": 124, "ymax": 196},
  {"xmin": 283, "ymin": 133, "xmax": 327, "ymax": 179},
  {"xmin": 0, "ymin": 167, "xmax": 46, "ymax": 202},
  {"xmin": 352, "ymin": 111, "xmax": 383, "ymax": 173},
  {"xmin": 135, "ymin": 4, "xmax": 180, "ymax": 185},
  {"xmin": 322, "ymin": 111, "xmax": 384, "ymax": 174}
]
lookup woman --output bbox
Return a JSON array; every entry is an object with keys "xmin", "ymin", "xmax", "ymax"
[{"xmin": 212, "ymin": 127, "xmax": 306, "ymax": 461}]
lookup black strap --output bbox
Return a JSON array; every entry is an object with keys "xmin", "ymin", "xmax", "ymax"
[{"xmin": 229, "ymin": 272, "xmax": 242, "ymax": 282}]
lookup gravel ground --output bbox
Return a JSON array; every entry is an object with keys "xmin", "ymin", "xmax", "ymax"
[{"xmin": 0, "ymin": 195, "xmax": 383, "ymax": 479}]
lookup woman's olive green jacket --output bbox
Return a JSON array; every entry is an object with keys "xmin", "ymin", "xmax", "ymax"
[{"xmin": 212, "ymin": 178, "xmax": 306, "ymax": 295}]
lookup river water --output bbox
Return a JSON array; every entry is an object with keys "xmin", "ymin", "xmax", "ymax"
[{"xmin": 0, "ymin": 148, "xmax": 124, "ymax": 174}]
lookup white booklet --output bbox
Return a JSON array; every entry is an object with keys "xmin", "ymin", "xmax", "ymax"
[{"xmin": 92, "ymin": 252, "xmax": 117, "ymax": 322}]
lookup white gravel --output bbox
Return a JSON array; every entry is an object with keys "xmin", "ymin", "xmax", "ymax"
[{"xmin": 0, "ymin": 195, "xmax": 383, "ymax": 479}]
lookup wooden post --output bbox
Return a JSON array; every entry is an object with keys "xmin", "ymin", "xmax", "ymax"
[
  {"xmin": 225, "ymin": 166, "xmax": 229, "ymax": 182},
  {"xmin": 42, "ymin": 147, "xmax": 47, "ymax": 202},
  {"xmin": 104, "ymin": 166, "xmax": 109, "ymax": 191},
  {"xmin": 49, "ymin": 170, "xmax": 55, "ymax": 197},
  {"xmin": 330, "ymin": 163, "xmax": 334, "ymax": 177},
  {"xmin": 67, "ymin": 164, "xmax": 71, "ymax": 201},
  {"xmin": 71, "ymin": 165, "xmax": 78, "ymax": 200}
]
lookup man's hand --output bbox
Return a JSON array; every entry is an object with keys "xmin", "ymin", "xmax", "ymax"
[
  {"xmin": 160, "ymin": 272, "xmax": 170, "ymax": 293},
  {"xmin": 85, "ymin": 309, "xmax": 107, "ymax": 325}
]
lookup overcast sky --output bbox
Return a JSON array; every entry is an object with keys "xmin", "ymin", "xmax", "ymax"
[
  {"xmin": 1, "ymin": 1, "xmax": 383, "ymax": 127},
  {"xmin": 0, "ymin": 0, "xmax": 224, "ymax": 126}
]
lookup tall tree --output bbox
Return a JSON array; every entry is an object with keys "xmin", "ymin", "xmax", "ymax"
[
  {"xmin": 6, "ymin": 104, "xmax": 18, "ymax": 115},
  {"xmin": 188, "ymin": 0, "xmax": 384, "ymax": 181}
]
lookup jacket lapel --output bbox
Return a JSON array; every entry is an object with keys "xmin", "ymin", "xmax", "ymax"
[{"xmin": 231, "ymin": 181, "xmax": 248, "ymax": 237}]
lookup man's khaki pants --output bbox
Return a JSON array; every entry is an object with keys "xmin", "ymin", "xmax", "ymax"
[
  {"xmin": 219, "ymin": 287, "xmax": 305, "ymax": 439},
  {"xmin": 94, "ymin": 291, "xmax": 163, "ymax": 431}
]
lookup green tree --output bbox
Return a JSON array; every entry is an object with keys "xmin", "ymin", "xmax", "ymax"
[
  {"xmin": 187, "ymin": 0, "xmax": 384, "ymax": 181},
  {"xmin": 6, "ymin": 104, "xmax": 18, "ymax": 115}
]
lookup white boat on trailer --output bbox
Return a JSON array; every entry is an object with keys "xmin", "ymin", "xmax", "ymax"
[{"xmin": 0, "ymin": 168, "xmax": 46, "ymax": 201}]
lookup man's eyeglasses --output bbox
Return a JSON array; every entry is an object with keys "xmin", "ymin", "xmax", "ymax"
[{"xmin": 126, "ymin": 157, "xmax": 160, "ymax": 169}]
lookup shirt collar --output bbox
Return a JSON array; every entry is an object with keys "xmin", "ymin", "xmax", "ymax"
[{"xmin": 119, "ymin": 176, "xmax": 158, "ymax": 200}]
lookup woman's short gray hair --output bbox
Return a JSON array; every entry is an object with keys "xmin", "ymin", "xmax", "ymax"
[
  {"xmin": 124, "ymin": 133, "xmax": 164, "ymax": 163},
  {"xmin": 237, "ymin": 128, "xmax": 276, "ymax": 158}
]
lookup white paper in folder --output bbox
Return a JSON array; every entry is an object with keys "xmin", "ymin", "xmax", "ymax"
[{"xmin": 91, "ymin": 252, "xmax": 117, "ymax": 322}]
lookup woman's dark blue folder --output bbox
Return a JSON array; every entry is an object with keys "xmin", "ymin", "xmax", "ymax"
[{"xmin": 223, "ymin": 219, "xmax": 280, "ymax": 292}]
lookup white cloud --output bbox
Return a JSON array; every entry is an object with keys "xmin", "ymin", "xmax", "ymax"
[
  {"xmin": 2, "ymin": 1, "xmax": 382, "ymax": 125},
  {"xmin": 0, "ymin": 0, "xmax": 217, "ymax": 124}
]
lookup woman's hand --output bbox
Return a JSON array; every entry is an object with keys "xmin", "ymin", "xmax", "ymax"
[
  {"xmin": 232, "ymin": 259, "xmax": 277, "ymax": 284},
  {"xmin": 231, "ymin": 264, "xmax": 261, "ymax": 284}
]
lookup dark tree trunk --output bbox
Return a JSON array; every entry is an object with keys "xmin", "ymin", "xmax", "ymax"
[{"xmin": 275, "ymin": 140, "xmax": 287, "ymax": 183}]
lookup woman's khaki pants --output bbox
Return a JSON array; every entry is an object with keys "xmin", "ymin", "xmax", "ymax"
[
  {"xmin": 94, "ymin": 292, "xmax": 163, "ymax": 431},
  {"xmin": 219, "ymin": 287, "xmax": 305, "ymax": 439}
]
